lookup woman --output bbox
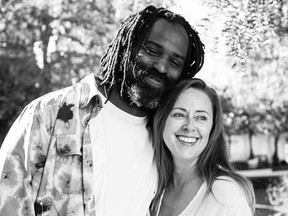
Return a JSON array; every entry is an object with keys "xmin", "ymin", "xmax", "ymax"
[{"xmin": 148, "ymin": 78, "xmax": 255, "ymax": 216}]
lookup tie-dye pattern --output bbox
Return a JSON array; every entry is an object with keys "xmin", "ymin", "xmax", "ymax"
[{"xmin": 0, "ymin": 74, "xmax": 101, "ymax": 216}]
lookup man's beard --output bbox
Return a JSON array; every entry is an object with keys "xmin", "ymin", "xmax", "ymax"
[{"xmin": 121, "ymin": 62, "xmax": 172, "ymax": 110}]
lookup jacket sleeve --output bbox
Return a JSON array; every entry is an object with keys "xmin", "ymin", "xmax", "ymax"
[{"xmin": 0, "ymin": 99, "xmax": 53, "ymax": 216}]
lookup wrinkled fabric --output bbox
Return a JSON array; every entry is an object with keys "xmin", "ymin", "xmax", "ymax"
[
  {"xmin": 0, "ymin": 74, "xmax": 101, "ymax": 216},
  {"xmin": 149, "ymin": 176, "xmax": 252, "ymax": 216}
]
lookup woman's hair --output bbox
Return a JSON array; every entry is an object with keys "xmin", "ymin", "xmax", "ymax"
[
  {"xmin": 99, "ymin": 5, "xmax": 205, "ymax": 95},
  {"xmin": 149, "ymin": 78, "xmax": 255, "ymax": 215}
]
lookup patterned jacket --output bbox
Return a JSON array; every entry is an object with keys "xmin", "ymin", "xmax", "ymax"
[{"xmin": 0, "ymin": 74, "xmax": 103, "ymax": 216}]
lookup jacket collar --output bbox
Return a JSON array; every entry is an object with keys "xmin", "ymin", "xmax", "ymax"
[{"xmin": 79, "ymin": 74, "xmax": 103, "ymax": 108}]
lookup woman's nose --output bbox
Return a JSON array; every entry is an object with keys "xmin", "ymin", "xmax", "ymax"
[{"xmin": 182, "ymin": 120, "xmax": 196, "ymax": 131}]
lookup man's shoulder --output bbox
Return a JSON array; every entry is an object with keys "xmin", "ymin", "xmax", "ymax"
[{"xmin": 32, "ymin": 74, "xmax": 100, "ymax": 109}]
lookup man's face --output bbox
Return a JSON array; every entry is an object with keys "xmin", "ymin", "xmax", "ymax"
[{"xmin": 123, "ymin": 18, "xmax": 189, "ymax": 110}]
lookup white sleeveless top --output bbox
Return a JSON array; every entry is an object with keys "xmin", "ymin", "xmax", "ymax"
[{"xmin": 154, "ymin": 176, "xmax": 252, "ymax": 216}]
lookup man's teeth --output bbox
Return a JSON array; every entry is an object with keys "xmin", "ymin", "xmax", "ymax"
[
  {"xmin": 178, "ymin": 136, "xmax": 197, "ymax": 143},
  {"xmin": 150, "ymin": 76, "xmax": 161, "ymax": 83}
]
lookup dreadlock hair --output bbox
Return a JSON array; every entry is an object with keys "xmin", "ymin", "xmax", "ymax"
[{"xmin": 99, "ymin": 5, "xmax": 205, "ymax": 96}]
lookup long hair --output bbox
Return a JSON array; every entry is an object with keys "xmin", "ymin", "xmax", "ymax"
[
  {"xmin": 99, "ymin": 5, "xmax": 205, "ymax": 95},
  {"xmin": 149, "ymin": 78, "xmax": 255, "ymax": 215}
]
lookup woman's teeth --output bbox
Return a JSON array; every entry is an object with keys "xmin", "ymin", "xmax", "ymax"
[{"xmin": 177, "ymin": 136, "xmax": 197, "ymax": 144}]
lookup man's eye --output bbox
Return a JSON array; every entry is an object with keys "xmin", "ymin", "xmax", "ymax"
[
  {"xmin": 170, "ymin": 59, "xmax": 181, "ymax": 68},
  {"xmin": 146, "ymin": 48, "xmax": 159, "ymax": 56},
  {"xmin": 142, "ymin": 44, "xmax": 159, "ymax": 57}
]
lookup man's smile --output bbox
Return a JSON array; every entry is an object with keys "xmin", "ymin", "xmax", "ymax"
[{"xmin": 144, "ymin": 75, "xmax": 165, "ymax": 88}]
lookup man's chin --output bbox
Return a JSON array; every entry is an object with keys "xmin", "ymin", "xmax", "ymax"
[{"xmin": 127, "ymin": 84, "xmax": 163, "ymax": 110}]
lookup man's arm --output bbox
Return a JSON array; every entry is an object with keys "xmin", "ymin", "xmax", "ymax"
[{"xmin": 0, "ymin": 100, "xmax": 52, "ymax": 216}]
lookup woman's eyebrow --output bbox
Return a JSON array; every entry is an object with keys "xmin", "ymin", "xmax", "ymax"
[{"xmin": 173, "ymin": 107, "xmax": 211, "ymax": 115}]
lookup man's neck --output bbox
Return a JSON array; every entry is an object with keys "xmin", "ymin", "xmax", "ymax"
[{"xmin": 98, "ymin": 84, "xmax": 147, "ymax": 117}]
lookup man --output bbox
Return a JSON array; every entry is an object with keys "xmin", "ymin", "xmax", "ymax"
[{"xmin": 0, "ymin": 5, "xmax": 204, "ymax": 216}]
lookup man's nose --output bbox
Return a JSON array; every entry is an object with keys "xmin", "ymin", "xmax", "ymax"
[{"xmin": 153, "ymin": 57, "xmax": 168, "ymax": 74}]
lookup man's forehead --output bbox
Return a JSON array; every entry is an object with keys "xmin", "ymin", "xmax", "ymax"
[{"xmin": 145, "ymin": 18, "xmax": 189, "ymax": 58}]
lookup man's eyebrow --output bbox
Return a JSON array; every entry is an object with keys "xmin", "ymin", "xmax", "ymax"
[{"xmin": 144, "ymin": 41, "xmax": 186, "ymax": 61}]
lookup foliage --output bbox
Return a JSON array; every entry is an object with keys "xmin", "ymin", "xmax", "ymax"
[
  {"xmin": 0, "ymin": 54, "xmax": 43, "ymax": 134},
  {"xmin": 203, "ymin": 0, "xmax": 288, "ymax": 140},
  {"xmin": 113, "ymin": 0, "xmax": 177, "ymax": 22},
  {"xmin": 220, "ymin": 91, "xmax": 264, "ymax": 158},
  {"xmin": 266, "ymin": 175, "xmax": 288, "ymax": 213},
  {"xmin": 220, "ymin": 88, "xmax": 264, "ymax": 136},
  {"xmin": 204, "ymin": 0, "xmax": 287, "ymax": 67}
]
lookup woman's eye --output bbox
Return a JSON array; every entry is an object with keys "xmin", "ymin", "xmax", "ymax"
[
  {"xmin": 196, "ymin": 116, "xmax": 207, "ymax": 121},
  {"xmin": 172, "ymin": 112, "xmax": 185, "ymax": 117}
]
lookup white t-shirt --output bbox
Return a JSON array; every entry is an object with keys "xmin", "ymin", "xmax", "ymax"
[
  {"xmin": 155, "ymin": 176, "xmax": 252, "ymax": 216},
  {"xmin": 89, "ymin": 92, "xmax": 157, "ymax": 216}
]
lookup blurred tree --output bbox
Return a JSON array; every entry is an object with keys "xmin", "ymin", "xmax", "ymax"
[
  {"xmin": 113, "ymin": 0, "xmax": 177, "ymax": 22},
  {"xmin": 0, "ymin": 53, "xmax": 42, "ymax": 141},
  {"xmin": 221, "ymin": 90, "xmax": 264, "ymax": 159},
  {"xmin": 203, "ymin": 0, "xmax": 288, "ymax": 68},
  {"xmin": 0, "ymin": 0, "xmax": 116, "ymax": 143},
  {"xmin": 0, "ymin": 0, "xmax": 175, "ymax": 144},
  {"xmin": 260, "ymin": 100, "xmax": 288, "ymax": 166},
  {"xmin": 204, "ymin": 0, "xmax": 288, "ymax": 165}
]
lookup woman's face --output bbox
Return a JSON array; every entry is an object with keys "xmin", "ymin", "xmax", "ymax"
[{"xmin": 163, "ymin": 88, "xmax": 213, "ymax": 165}]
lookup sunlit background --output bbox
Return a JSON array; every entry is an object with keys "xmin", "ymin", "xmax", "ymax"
[{"xmin": 0, "ymin": 0, "xmax": 288, "ymax": 215}]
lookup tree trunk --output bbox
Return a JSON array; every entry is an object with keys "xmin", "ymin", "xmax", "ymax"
[
  {"xmin": 272, "ymin": 135, "xmax": 280, "ymax": 167},
  {"xmin": 248, "ymin": 131, "xmax": 254, "ymax": 159}
]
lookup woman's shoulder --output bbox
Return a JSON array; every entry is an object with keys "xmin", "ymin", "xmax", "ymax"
[{"xmin": 211, "ymin": 176, "xmax": 246, "ymax": 207}]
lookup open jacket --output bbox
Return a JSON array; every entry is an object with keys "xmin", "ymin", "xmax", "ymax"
[{"xmin": 0, "ymin": 74, "xmax": 102, "ymax": 216}]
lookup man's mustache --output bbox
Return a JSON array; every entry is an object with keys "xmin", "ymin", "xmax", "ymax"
[{"xmin": 133, "ymin": 63, "xmax": 171, "ymax": 86}]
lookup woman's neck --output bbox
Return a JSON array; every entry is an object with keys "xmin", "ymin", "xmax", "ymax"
[
  {"xmin": 171, "ymin": 164, "xmax": 202, "ymax": 191},
  {"xmin": 159, "ymin": 165, "xmax": 204, "ymax": 216},
  {"xmin": 171, "ymin": 159, "xmax": 198, "ymax": 184}
]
